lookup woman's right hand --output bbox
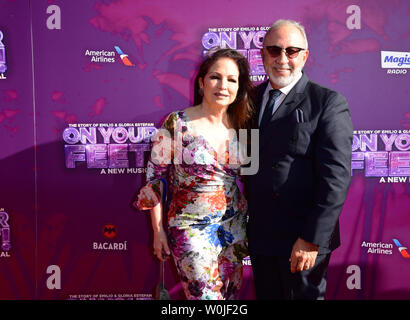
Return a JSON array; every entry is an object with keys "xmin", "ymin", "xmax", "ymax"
[{"xmin": 153, "ymin": 229, "xmax": 171, "ymax": 261}]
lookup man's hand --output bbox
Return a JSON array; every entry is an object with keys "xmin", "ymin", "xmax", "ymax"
[{"xmin": 289, "ymin": 238, "xmax": 318, "ymax": 273}]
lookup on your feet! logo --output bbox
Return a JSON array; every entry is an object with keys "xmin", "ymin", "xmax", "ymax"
[
  {"xmin": 92, "ymin": 224, "xmax": 128, "ymax": 251},
  {"xmin": 0, "ymin": 30, "xmax": 7, "ymax": 79},
  {"xmin": 114, "ymin": 46, "xmax": 133, "ymax": 66}
]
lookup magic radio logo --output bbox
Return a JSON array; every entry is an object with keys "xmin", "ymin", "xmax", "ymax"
[
  {"xmin": 84, "ymin": 46, "xmax": 133, "ymax": 67},
  {"xmin": 0, "ymin": 30, "xmax": 7, "ymax": 79},
  {"xmin": 0, "ymin": 209, "xmax": 11, "ymax": 258},
  {"xmin": 393, "ymin": 239, "xmax": 410, "ymax": 258}
]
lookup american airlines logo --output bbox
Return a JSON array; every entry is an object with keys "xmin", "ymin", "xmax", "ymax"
[{"xmin": 381, "ymin": 51, "xmax": 410, "ymax": 69}]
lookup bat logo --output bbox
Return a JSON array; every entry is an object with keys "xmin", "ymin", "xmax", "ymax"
[{"xmin": 103, "ymin": 224, "xmax": 117, "ymax": 239}]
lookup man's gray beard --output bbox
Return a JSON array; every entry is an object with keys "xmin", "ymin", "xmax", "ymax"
[{"xmin": 268, "ymin": 69, "xmax": 302, "ymax": 88}]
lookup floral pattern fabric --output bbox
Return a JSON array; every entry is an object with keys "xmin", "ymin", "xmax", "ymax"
[{"xmin": 136, "ymin": 111, "xmax": 248, "ymax": 300}]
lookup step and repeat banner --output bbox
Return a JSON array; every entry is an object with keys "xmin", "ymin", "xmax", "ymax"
[{"xmin": 0, "ymin": 0, "xmax": 409, "ymax": 300}]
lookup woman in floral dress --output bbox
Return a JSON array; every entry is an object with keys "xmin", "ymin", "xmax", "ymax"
[{"xmin": 136, "ymin": 49, "xmax": 254, "ymax": 300}]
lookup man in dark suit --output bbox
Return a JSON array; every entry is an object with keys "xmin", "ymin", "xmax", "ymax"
[{"xmin": 246, "ymin": 19, "xmax": 353, "ymax": 300}]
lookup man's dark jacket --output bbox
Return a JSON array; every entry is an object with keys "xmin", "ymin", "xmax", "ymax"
[{"xmin": 245, "ymin": 72, "xmax": 353, "ymax": 256}]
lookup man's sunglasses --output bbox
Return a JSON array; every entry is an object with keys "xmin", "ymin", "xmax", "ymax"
[{"xmin": 264, "ymin": 46, "xmax": 306, "ymax": 58}]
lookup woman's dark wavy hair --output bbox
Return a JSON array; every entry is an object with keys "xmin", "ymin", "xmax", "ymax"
[{"xmin": 193, "ymin": 48, "xmax": 255, "ymax": 131}]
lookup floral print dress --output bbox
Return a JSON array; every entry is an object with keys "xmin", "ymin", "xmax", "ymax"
[{"xmin": 136, "ymin": 111, "xmax": 248, "ymax": 300}]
